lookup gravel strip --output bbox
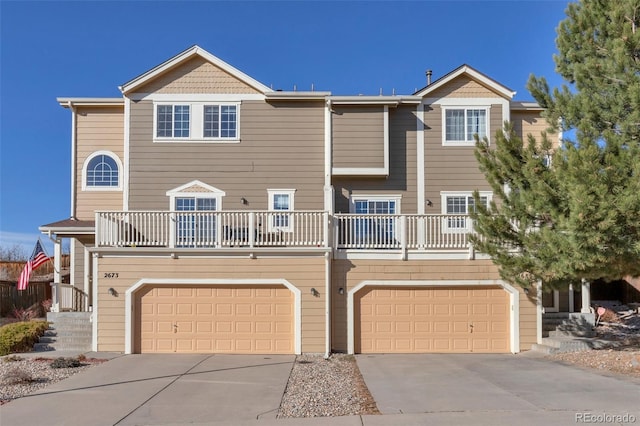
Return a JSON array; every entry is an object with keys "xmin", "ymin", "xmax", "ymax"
[
  {"xmin": 277, "ymin": 354, "xmax": 379, "ymax": 418},
  {"xmin": 0, "ymin": 357, "xmax": 103, "ymax": 405},
  {"xmin": 549, "ymin": 347, "xmax": 640, "ymax": 379}
]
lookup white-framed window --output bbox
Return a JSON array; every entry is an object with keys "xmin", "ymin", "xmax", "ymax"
[
  {"xmin": 348, "ymin": 195, "xmax": 401, "ymax": 246},
  {"xmin": 166, "ymin": 181, "xmax": 226, "ymax": 247},
  {"xmin": 442, "ymin": 107, "xmax": 489, "ymax": 146},
  {"xmin": 267, "ymin": 189, "xmax": 296, "ymax": 232},
  {"xmin": 154, "ymin": 102, "xmax": 240, "ymax": 142},
  {"xmin": 82, "ymin": 151, "xmax": 123, "ymax": 191},
  {"xmin": 204, "ymin": 105, "xmax": 237, "ymax": 138},
  {"xmin": 174, "ymin": 196, "xmax": 217, "ymax": 247},
  {"xmin": 156, "ymin": 104, "xmax": 190, "ymax": 138},
  {"xmin": 441, "ymin": 191, "xmax": 492, "ymax": 232}
]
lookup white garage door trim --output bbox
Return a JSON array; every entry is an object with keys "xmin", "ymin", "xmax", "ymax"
[
  {"xmin": 124, "ymin": 278, "xmax": 302, "ymax": 354},
  {"xmin": 347, "ymin": 280, "xmax": 520, "ymax": 354}
]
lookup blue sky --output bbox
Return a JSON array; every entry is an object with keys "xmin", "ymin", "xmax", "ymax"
[{"xmin": 0, "ymin": 0, "xmax": 569, "ymax": 256}]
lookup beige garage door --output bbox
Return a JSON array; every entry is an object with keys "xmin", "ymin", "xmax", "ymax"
[
  {"xmin": 135, "ymin": 285, "xmax": 294, "ymax": 354},
  {"xmin": 356, "ymin": 286, "xmax": 509, "ymax": 353}
]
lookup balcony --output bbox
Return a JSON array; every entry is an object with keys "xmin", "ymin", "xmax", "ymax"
[
  {"xmin": 95, "ymin": 211, "xmax": 328, "ymax": 249},
  {"xmin": 95, "ymin": 211, "xmax": 478, "ymax": 254},
  {"xmin": 334, "ymin": 214, "xmax": 476, "ymax": 252}
]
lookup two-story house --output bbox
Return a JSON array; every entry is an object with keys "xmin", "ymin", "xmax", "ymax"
[{"xmin": 40, "ymin": 45, "xmax": 590, "ymax": 356}]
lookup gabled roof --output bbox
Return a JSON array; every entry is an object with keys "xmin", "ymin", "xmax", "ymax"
[
  {"xmin": 414, "ymin": 64, "xmax": 516, "ymax": 99},
  {"xmin": 166, "ymin": 180, "xmax": 226, "ymax": 196},
  {"xmin": 119, "ymin": 45, "xmax": 273, "ymax": 95}
]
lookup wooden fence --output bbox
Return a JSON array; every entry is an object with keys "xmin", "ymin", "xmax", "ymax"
[
  {"xmin": 0, "ymin": 281, "xmax": 52, "ymax": 317},
  {"xmin": 0, "ymin": 255, "xmax": 70, "ymax": 282}
]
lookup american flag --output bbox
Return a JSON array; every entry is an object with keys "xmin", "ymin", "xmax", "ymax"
[{"xmin": 17, "ymin": 240, "xmax": 50, "ymax": 291}]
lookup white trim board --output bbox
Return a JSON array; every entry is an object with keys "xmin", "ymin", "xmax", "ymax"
[
  {"xmin": 129, "ymin": 93, "xmax": 265, "ymax": 102},
  {"xmin": 123, "ymin": 278, "xmax": 302, "ymax": 355},
  {"xmin": 346, "ymin": 279, "xmax": 520, "ymax": 354}
]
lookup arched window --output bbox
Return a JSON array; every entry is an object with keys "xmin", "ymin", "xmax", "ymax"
[{"xmin": 83, "ymin": 152, "xmax": 122, "ymax": 190}]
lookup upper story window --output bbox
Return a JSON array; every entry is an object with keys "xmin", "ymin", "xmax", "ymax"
[
  {"xmin": 443, "ymin": 107, "xmax": 488, "ymax": 146},
  {"xmin": 347, "ymin": 195, "xmax": 401, "ymax": 246},
  {"xmin": 166, "ymin": 181, "xmax": 226, "ymax": 248},
  {"xmin": 204, "ymin": 105, "xmax": 237, "ymax": 138},
  {"xmin": 154, "ymin": 102, "xmax": 240, "ymax": 142},
  {"xmin": 268, "ymin": 189, "xmax": 296, "ymax": 231},
  {"xmin": 353, "ymin": 199, "xmax": 397, "ymax": 214},
  {"xmin": 441, "ymin": 191, "xmax": 492, "ymax": 232},
  {"xmin": 82, "ymin": 151, "xmax": 122, "ymax": 191},
  {"xmin": 157, "ymin": 105, "xmax": 190, "ymax": 138}
]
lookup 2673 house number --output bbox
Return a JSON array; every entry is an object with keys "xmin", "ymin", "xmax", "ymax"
[{"xmin": 104, "ymin": 273, "xmax": 119, "ymax": 278}]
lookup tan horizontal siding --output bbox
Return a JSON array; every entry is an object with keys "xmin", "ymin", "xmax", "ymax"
[
  {"xmin": 135, "ymin": 56, "xmax": 261, "ymax": 95},
  {"xmin": 128, "ymin": 100, "xmax": 325, "ymax": 211},
  {"xmin": 428, "ymin": 75, "xmax": 506, "ymax": 99},
  {"xmin": 332, "ymin": 106, "xmax": 385, "ymax": 168},
  {"xmin": 511, "ymin": 111, "xmax": 558, "ymax": 149},
  {"xmin": 333, "ymin": 105, "xmax": 418, "ymax": 214},
  {"xmin": 95, "ymin": 256, "xmax": 326, "ymax": 353},
  {"xmin": 75, "ymin": 106, "xmax": 125, "ymax": 219},
  {"xmin": 423, "ymin": 104, "xmax": 501, "ymax": 213},
  {"xmin": 76, "ymin": 193, "xmax": 123, "ymax": 220},
  {"xmin": 519, "ymin": 292, "xmax": 537, "ymax": 350}
]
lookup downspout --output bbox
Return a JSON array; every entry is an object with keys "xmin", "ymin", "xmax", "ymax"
[
  {"xmin": 324, "ymin": 251, "xmax": 331, "ymax": 359},
  {"xmin": 69, "ymin": 102, "xmax": 77, "ymax": 218},
  {"xmin": 123, "ymin": 97, "xmax": 130, "ymax": 210},
  {"xmin": 324, "ymin": 99, "xmax": 333, "ymax": 359}
]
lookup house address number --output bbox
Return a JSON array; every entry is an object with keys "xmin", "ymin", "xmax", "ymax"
[{"xmin": 104, "ymin": 273, "xmax": 119, "ymax": 278}]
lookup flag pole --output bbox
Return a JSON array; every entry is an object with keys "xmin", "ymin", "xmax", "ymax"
[{"xmin": 38, "ymin": 236, "xmax": 58, "ymax": 274}]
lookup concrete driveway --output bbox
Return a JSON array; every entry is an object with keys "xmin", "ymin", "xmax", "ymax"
[
  {"xmin": 2, "ymin": 352, "xmax": 639, "ymax": 426},
  {"xmin": 0, "ymin": 354, "xmax": 295, "ymax": 426},
  {"xmin": 357, "ymin": 353, "xmax": 640, "ymax": 425}
]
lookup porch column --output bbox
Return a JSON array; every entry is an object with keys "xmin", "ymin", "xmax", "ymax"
[
  {"xmin": 84, "ymin": 246, "xmax": 91, "ymax": 305},
  {"xmin": 536, "ymin": 280, "xmax": 543, "ymax": 344},
  {"xmin": 53, "ymin": 238, "xmax": 62, "ymax": 285},
  {"xmin": 568, "ymin": 283, "xmax": 575, "ymax": 313},
  {"xmin": 581, "ymin": 279, "xmax": 591, "ymax": 313}
]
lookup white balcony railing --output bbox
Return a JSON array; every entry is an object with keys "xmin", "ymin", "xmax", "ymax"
[
  {"xmin": 96, "ymin": 211, "xmax": 478, "ymax": 252},
  {"xmin": 334, "ymin": 214, "xmax": 475, "ymax": 250},
  {"xmin": 96, "ymin": 211, "xmax": 328, "ymax": 248}
]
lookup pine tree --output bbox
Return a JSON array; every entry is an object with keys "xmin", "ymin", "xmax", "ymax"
[
  {"xmin": 529, "ymin": 0, "xmax": 640, "ymax": 143},
  {"xmin": 470, "ymin": 124, "xmax": 574, "ymax": 289},
  {"xmin": 473, "ymin": 0, "xmax": 640, "ymax": 289}
]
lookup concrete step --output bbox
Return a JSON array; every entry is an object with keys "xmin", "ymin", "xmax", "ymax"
[
  {"xmin": 47, "ymin": 320, "xmax": 92, "ymax": 326},
  {"xmin": 37, "ymin": 312, "xmax": 93, "ymax": 353},
  {"xmin": 541, "ymin": 337, "xmax": 593, "ymax": 353},
  {"xmin": 549, "ymin": 328, "xmax": 596, "ymax": 338},
  {"xmin": 46, "ymin": 326, "xmax": 92, "ymax": 333},
  {"xmin": 44, "ymin": 328, "xmax": 93, "ymax": 337},
  {"xmin": 39, "ymin": 336, "xmax": 92, "ymax": 345},
  {"xmin": 530, "ymin": 343, "xmax": 558, "ymax": 354},
  {"xmin": 47, "ymin": 312, "xmax": 92, "ymax": 317},
  {"xmin": 34, "ymin": 343, "xmax": 91, "ymax": 352}
]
